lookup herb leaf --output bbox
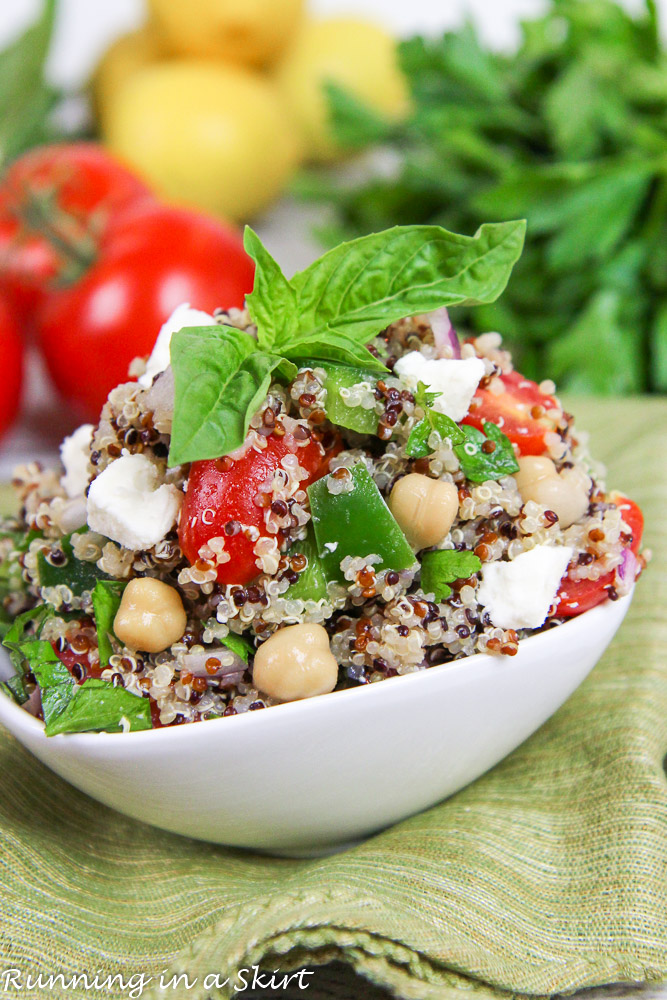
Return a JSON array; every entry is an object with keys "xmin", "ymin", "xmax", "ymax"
[
  {"xmin": 169, "ymin": 325, "xmax": 297, "ymax": 465},
  {"xmin": 37, "ymin": 532, "xmax": 110, "ymax": 595},
  {"xmin": 420, "ymin": 550, "xmax": 482, "ymax": 601},
  {"xmin": 0, "ymin": 0, "xmax": 58, "ymax": 166},
  {"xmin": 284, "ymin": 331, "xmax": 386, "ymax": 372},
  {"xmin": 287, "ymin": 221, "xmax": 526, "ymax": 348},
  {"xmin": 244, "ymin": 227, "xmax": 297, "ymax": 350},
  {"xmin": 20, "ymin": 640, "xmax": 75, "ymax": 728},
  {"xmin": 324, "ymin": 81, "xmax": 396, "ymax": 150},
  {"xmin": 46, "ymin": 679, "xmax": 152, "ymax": 736},
  {"xmin": 221, "ymin": 633, "xmax": 254, "ymax": 664},
  {"xmin": 405, "ymin": 381, "xmax": 466, "ymax": 458},
  {"xmin": 92, "ymin": 580, "xmax": 125, "ymax": 667},
  {"xmin": 455, "ymin": 422, "xmax": 519, "ymax": 483}
]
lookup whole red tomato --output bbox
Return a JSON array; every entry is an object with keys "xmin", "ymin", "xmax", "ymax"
[
  {"xmin": 0, "ymin": 297, "xmax": 24, "ymax": 440},
  {"xmin": 35, "ymin": 201, "xmax": 255, "ymax": 421},
  {"xmin": 0, "ymin": 143, "xmax": 151, "ymax": 320}
]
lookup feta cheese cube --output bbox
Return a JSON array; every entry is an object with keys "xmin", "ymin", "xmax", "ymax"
[
  {"xmin": 138, "ymin": 303, "xmax": 216, "ymax": 388},
  {"xmin": 393, "ymin": 351, "xmax": 485, "ymax": 422},
  {"xmin": 87, "ymin": 453, "xmax": 182, "ymax": 551},
  {"xmin": 60, "ymin": 424, "xmax": 94, "ymax": 498},
  {"xmin": 477, "ymin": 544, "xmax": 574, "ymax": 631}
]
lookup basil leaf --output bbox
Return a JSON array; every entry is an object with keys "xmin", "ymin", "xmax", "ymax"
[
  {"xmin": 286, "ymin": 221, "xmax": 526, "ymax": 348},
  {"xmin": 45, "ymin": 679, "xmax": 152, "ymax": 736},
  {"xmin": 244, "ymin": 227, "xmax": 297, "ymax": 350},
  {"xmin": 455, "ymin": 422, "xmax": 519, "ymax": 483},
  {"xmin": 37, "ymin": 532, "xmax": 110, "ymax": 595},
  {"xmin": 221, "ymin": 633, "xmax": 253, "ymax": 664},
  {"xmin": 420, "ymin": 550, "xmax": 482, "ymax": 601},
  {"xmin": 284, "ymin": 331, "xmax": 387, "ymax": 372},
  {"xmin": 169, "ymin": 325, "xmax": 297, "ymax": 465},
  {"xmin": 92, "ymin": 580, "xmax": 126, "ymax": 667}
]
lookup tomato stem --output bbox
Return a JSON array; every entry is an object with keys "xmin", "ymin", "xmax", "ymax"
[{"xmin": 13, "ymin": 185, "xmax": 97, "ymax": 285}]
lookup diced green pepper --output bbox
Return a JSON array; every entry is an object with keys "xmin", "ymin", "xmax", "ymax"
[
  {"xmin": 285, "ymin": 527, "xmax": 329, "ymax": 601},
  {"xmin": 308, "ymin": 464, "xmax": 416, "ymax": 583},
  {"xmin": 321, "ymin": 363, "xmax": 379, "ymax": 434},
  {"xmin": 37, "ymin": 531, "xmax": 110, "ymax": 595}
]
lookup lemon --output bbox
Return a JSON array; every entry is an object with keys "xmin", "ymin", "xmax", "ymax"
[
  {"xmin": 93, "ymin": 27, "xmax": 166, "ymax": 114},
  {"xmin": 146, "ymin": 0, "xmax": 304, "ymax": 66},
  {"xmin": 101, "ymin": 61, "xmax": 301, "ymax": 221},
  {"xmin": 274, "ymin": 18, "xmax": 409, "ymax": 163}
]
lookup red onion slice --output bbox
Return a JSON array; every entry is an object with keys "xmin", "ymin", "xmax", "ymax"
[
  {"xmin": 427, "ymin": 307, "xmax": 461, "ymax": 359},
  {"xmin": 181, "ymin": 648, "xmax": 247, "ymax": 688}
]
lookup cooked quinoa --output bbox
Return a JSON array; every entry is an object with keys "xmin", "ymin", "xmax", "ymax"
[{"xmin": 0, "ymin": 223, "xmax": 648, "ymax": 734}]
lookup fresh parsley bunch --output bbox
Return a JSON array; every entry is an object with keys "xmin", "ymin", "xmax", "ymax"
[{"xmin": 298, "ymin": 0, "xmax": 667, "ymax": 395}]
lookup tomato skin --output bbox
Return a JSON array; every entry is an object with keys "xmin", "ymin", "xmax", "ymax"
[
  {"xmin": 615, "ymin": 496, "xmax": 644, "ymax": 555},
  {"xmin": 554, "ymin": 571, "xmax": 615, "ymax": 618},
  {"xmin": 463, "ymin": 370, "xmax": 558, "ymax": 456},
  {"xmin": 179, "ymin": 435, "xmax": 331, "ymax": 586},
  {"xmin": 0, "ymin": 297, "xmax": 24, "ymax": 440},
  {"xmin": 35, "ymin": 202, "xmax": 255, "ymax": 421},
  {"xmin": 555, "ymin": 495, "xmax": 644, "ymax": 617},
  {"xmin": 0, "ymin": 143, "xmax": 151, "ymax": 320}
]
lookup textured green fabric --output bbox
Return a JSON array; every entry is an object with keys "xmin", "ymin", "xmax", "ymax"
[{"xmin": 1, "ymin": 398, "xmax": 666, "ymax": 1000}]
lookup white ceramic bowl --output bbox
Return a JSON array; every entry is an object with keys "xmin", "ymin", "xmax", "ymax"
[{"xmin": 0, "ymin": 592, "xmax": 632, "ymax": 856}]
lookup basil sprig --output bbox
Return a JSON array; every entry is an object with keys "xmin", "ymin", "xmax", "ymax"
[{"xmin": 169, "ymin": 220, "xmax": 526, "ymax": 465}]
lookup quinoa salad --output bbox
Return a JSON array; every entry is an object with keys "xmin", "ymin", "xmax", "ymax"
[{"xmin": 0, "ymin": 221, "xmax": 647, "ymax": 735}]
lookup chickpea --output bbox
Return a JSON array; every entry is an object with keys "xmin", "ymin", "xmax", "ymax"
[
  {"xmin": 514, "ymin": 456, "xmax": 590, "ymax": 529},
  {"xmin": 113, "ymin": 578, "xmax": 187, "ymax": 653},
  {"xmin": 388, "ymin": 474, "xmax": 458, "ymax": 550},
  {"xmin": 252, "ymin": 623, "xmax": 338, "ymax": 702}
]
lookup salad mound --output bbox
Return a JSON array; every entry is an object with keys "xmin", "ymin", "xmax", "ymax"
[{"xmin": 0, "ymin": 222, "xmax": 646, "ymax": 735}]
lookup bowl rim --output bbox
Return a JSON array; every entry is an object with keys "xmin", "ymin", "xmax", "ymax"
[{"xmin": 0, "ymin": 590, "xmax": 633, "ymax": 747}]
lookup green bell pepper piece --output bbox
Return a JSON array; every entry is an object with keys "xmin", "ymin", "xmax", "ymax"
[
  {"xmin": 308, "ymin": 464, "xmax": 416, "ymax": 583},
  {"xmin": 321, "ymin": 363, "xmax": 379, "ymax": 434},
  {"xmin": 285, "ymin": 526, "xmax": 329, "ymax": 601}
]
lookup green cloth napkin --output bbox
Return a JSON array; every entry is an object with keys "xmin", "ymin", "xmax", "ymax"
[{"xmin": 1, "ymin": 398, "xmax": 666, "ymax": 1000}]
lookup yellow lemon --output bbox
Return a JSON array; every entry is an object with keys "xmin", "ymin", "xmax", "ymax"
[
  {"xmin": 146, "ymin": 0, "xmax": 304, "ymax": 66},
  {"xmin": 101, "ymin": 61, "xmax": 301, "ymax": 221},
  {"xmin": 93, "ymin": 26, "xmax": 166, "ymax": 114},
  {"xmin": 274, "ymin": 18, "xmax": 409, "ymax": 162}
]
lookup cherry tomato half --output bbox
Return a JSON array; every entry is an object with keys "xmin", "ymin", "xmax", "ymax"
[
  {"xmin": 180, "ymin": 434, "xmax": 335, "ymax": 586},
  {"xmin": 614, "ymin": 495, "xmax": 644, "ymax": 555},
  {"xmin": 36, "ymin": 201, "xmax": 255, "ymax": 421},
  {"xmin": 463, "ymin": 370, "xmax": 558, "ymax": 456},
  {"xmin": 0, "ymin": 143, "xmax": 151, "ymax": 320},
  {"xmin": 555, "ymin": 494, "xmax": 644, "ymax": 617},
  {"xmin": 554, "ymin": 571, "xmax": 615, "ymax": 618}
]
